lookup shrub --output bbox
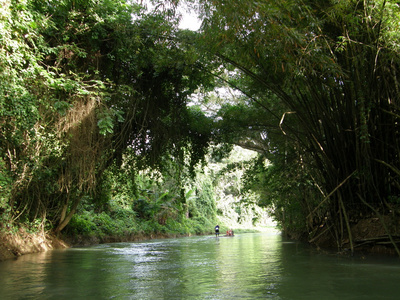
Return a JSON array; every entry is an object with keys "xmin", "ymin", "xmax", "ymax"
[{"xmin": 67, "ymin": 212, "xmax": 97, "ymax": 235}]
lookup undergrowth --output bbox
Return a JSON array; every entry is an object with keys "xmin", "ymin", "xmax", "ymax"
[{"xmin": 63, "ymin": 208, "xmax": 215, "ymax": 242}]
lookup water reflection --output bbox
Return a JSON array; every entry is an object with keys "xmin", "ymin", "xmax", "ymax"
[
  {"xmin": 212, "ymin": 233, "xmax": 283, "ymax": 298},
  {"xmin": 100, "ymin": 234, "xmax": 284, "ymax": 299},
  {"xmin": 277, "ymin": 240, "xmax": 400, "ymax": 300},
  {"xmin": 1, "ymin": 231, "xmax": 400, "ymax": 299}
]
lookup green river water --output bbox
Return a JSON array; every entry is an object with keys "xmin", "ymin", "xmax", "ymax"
[{"xmin": 0, "ymin": 231, "xmax": 399, "ymax": 299}]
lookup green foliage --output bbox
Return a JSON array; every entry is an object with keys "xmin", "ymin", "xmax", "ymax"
[
  {"xmin": 0, "ymin": 0, "xmax": 217, "ymax": 234},
  {"xmin": 67, "ymin": 212, "xmax": 97, "ymax": 235},
  {"xmin": 0, "ymin": 160, "xmax": 12, "ymax": 212},
  {"xmin": 209, "ymin": 143, "xmax": 233, "ymax": 163},
  {"xmin": 193, "ymin": 0, "xmax": 400, "ymax": 245},
  {"xmin": 197, "ymin": 145, "xmax": 270, "ymax": 229},
  {"xmin": 67, "ymin": 209, "xmax": 138, "ymax": 237},
  {"xmin": 66, "ymin": 197, "xmax": 213, "ymax": 239}
]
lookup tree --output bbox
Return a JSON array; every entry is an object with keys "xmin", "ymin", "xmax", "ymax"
[
  {"xmin": 196, "ymin": 0, "xmax": 400, "ymax": 249},
  {"xmin": 0, "ymin": 0, "xmax": 215, "ymax": 233}
]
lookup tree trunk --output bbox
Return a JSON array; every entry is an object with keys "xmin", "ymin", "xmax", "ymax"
[{"xmin": 54, "ymin": 193, "xmax": 83, "ymax": 233}]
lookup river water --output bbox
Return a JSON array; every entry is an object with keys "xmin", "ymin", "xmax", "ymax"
[{"xmin": 0, "ymin": 231, "xmax": 400, "ymax": 299}]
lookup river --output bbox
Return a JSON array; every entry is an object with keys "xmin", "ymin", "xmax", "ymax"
[{"xmin": 0, "ymin": 231, "xmax": 399, "ymax": 299}]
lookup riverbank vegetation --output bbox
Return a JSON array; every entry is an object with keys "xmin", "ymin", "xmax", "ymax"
[{"xmin": 2, "ymin": 0, "xmax": 400, "ymax": 258}]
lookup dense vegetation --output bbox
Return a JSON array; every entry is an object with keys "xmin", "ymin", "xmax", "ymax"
[
  {"xmin": 2, "ymin": 0, "xmax": 400, "ymax": 255},
  {"xmin": 0, "ymin": 0, "xmax": 266, "ymax": 245},
  {"xmin": 196, "ymin": 0, "xmax": 400, "ymax": 254},
  {"xmin": 0, "ymin": 0, "xmax": 211, "ymax": 238}
]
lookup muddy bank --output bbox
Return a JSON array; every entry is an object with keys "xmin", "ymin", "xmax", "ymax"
[
  {"xmin": 307, "ymin": 216, "xmax": 400, "ymax": 256},
  {"xmin": 0, "ymin": 228, "xmax": 68, "ymax": 261}
]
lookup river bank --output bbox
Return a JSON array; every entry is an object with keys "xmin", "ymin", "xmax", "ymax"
[
  {"xmin": 300, "ymin": 215, "xmax": 400, "ymax": 256},
  {"xmin": 0, "ymin": 229, "xmax": 67, "ymax": 261},
  {"xmin": 0, "ymin": 228, "xmax": 197, "ymax": 261},
  {"xmin": 2, "ymin": 216, "xmax": 399, "ymax": 261}
]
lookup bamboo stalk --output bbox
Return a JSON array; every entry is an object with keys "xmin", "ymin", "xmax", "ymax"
[
  {"xmin": 339, "ymin": 195, "xmax": 353, "ymax": 255},
  {"xmin": 306, "ymin": 171, "xmax": 355, "ymax": 220},
  {"xmin": 309, "ymin": 225, "xmax": 333, "ymax": 243}
]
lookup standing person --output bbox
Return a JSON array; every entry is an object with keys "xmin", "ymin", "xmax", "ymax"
[{"xmin": 215, "ymin": 225, "xmax": 220, "ymax": 237}]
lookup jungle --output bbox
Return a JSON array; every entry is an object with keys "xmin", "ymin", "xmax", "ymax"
[{"xmin": 1, "ymin": 0, "xmax": 400, "ymax": 259}]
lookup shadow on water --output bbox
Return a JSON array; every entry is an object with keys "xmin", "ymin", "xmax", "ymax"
[
  {"xmin": 277, "ymin": 237, "xmax": 400, "ymax": 300},
  {"xmin": 0, "ymin": 231, "xmax": 400, "ymax": 299}
]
